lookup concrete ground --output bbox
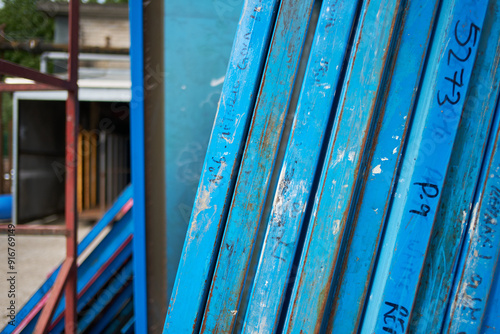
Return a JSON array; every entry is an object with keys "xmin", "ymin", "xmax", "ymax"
[{"xmin": 0, "ymin": 216, "xmax": 98, "ymax": 330}]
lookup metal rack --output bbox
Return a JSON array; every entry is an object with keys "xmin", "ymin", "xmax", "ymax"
[{"xmin": 0, "ymin": 0, "xmax": 79, "ymax": 332}]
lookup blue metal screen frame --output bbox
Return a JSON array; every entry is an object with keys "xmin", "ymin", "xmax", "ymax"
[{"xmin": 129, "ymin": 0, "xmax": 148, "ymax": 332}]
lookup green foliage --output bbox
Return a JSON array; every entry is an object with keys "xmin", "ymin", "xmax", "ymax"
[
  {"xmin": 0, "ymin": 93, "xmax": 12, "ymax": 158},
  {"xmin": 0, "ymin": 0, "xmax": 54, "ymax": 69},
  {"xmin": 0, "ymin": 0, "xmax": 50, "ymax": 156}
]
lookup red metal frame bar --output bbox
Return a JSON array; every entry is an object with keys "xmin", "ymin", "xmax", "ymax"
[
  {"xmin": 0, "ymin": 225, "xmax": 68, "ymax": 235},
  {"xmin": 64, "ymin": 90, "xmax": 78, "ymax": 334},
  {"xmin": 33, "ymin": 258, "xmax": 73, "ymax": 333},
  {"xmin": 0, "ymin": 1, "xmax": 80, "ymax": 332},
  {"xmin": 0, "ymin": 83, "xmax": 63, "ymax": 92},
  {"xmin": 116, "ymin": 198, "xmax": 133, "ymax": 221},
  {"xmin": 13, "ymin": 292, "xmax": 50, "ymax": 334},
  {"xmin": 0, "ymin": 60, "xmax": 74, "ymax": 90},
  {"xmin": 64, "ymin": 0, "xmax": 79, "ymax": 332}
]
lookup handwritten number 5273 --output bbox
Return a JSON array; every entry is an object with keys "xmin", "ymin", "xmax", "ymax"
[
  {"xmin": 437, "ymin": 21, "xmax": 480, "ymax": 106},
  {"xmin": 437, "ymin": 68, "xmax": 464, "ymax": 106}
]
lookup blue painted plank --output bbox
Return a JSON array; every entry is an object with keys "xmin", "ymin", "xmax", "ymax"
[
  {"xmin": 410, "ymin": 1, "xmax": 500, "ymax": 332},
  {"xmin": 49, "ymin": 243, "xmax": 132, "ymax": 333},
  {"xmin": 282, "ymin": 0, "xmax": 404, "ymax": 332},
  {"xmin": 442, "ymin": 93, "xmax": 500, "ymax": 333},
  {"xmin": 86, "ymin": 282, "xmax": 134, "ymax": 334},
  {"xmin": 17, "ymin": 212, "xmax": 132, "ymax": 333},
  {"xmin": 77, "ymin": 185, "xmax": 132, "ymax": 254},
  {"xmin": 163, "ymin": 1, "xmax": 280, "ymax": 332},
  {"xmin": 360, "ymin": 1, "xmax": 489, "ymax": 333},
  {"xmin": 103, "ymin": 299, "xmax": 134, "ymax": 334},
  {"xmin": 48, "ymin": 211, "xmax": 133, "ymax": 333},
  {"xmin": 78, "ymin": 260, "xmax": 134, "ymax": 332},
  {"xmin": 199, "ymin": 0, "xmax": 316, "ymax": 332},
  {"xmin": 121, "ymin": 316, "xmax": 135, "ymax": 334},
  {"xmin": 2, "ymin": 188, "xmax": 132, "ymax": 334},
  {"xmin": 240, "ymin": 1, "xmax": 360, "ymax": 333},
  {"xmin": 75, "ymin": 247, "xmax": 132, "ymax": 314},
  {"xmin": 324, "ymin": 0, "xmax": 441, "ymax": 332},
  {"xmin": 481, "ymin": 251, "xmax": 500, "ymax": 333},
  {"xmin": 129, "ymin": 0, "xmax": 148, "ymax": 332}
]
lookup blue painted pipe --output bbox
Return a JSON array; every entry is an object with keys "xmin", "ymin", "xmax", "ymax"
[{"xmin": 0, "ymin": 194, "xmax": 12, "ymax": 220}]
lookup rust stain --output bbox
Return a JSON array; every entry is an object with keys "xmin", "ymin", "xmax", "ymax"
[
  {"xmin": 200, "ymin": 257, "xmax": 221, "ymax": 333},
  {"xmin": 260, "ymin": 113, "xmax": 276, "ymax": 152}
]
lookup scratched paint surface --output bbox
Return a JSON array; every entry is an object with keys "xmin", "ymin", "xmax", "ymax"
[
  {"xmin": 161, "ymin": 1, "xmax": 500, "ymax": 333},
  {"xmin": 163, "ymin": 1, "xmax": 279, "ymax": 332},
  {"xmin": 481, "ymin": 252, "xmax": 500, "ymax": 333},
  {"xmin": 443, "ymin": 96, "xmax": 500, "ymax": 333},
  {"xmin": 281, "ymin": 0, "xmax": 402, "ymax": 332},
  {"xmin": 199, "ymin": 0, "xmax": 315, "ymax": 332},
  {"xmin": 324, "ymin": 0, "xmax": 440, "ymax": 332},
  {"xmin": 239, "ymin": 1, "xmax": 360, "ymax": 333},
  {"xmin": 411, "ymin": 1, "xmax": 500, "ymax": 332},
  {"xmin": 360, "ymin": 1, "xmax": 489, "ymax": 333}
]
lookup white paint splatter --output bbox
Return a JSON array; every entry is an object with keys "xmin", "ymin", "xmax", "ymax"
[
  {"xmin": 348, "ymin": 151, "xmax": 356, "ymax": 162},
  {"xmin": 333, "ymin": 219, "xmax": 341, "ymax": 234},
  {"xmin": 187, "ymin": 158, "xmax": 228, "ymax": 246},
  {"xmin": 393, "ymin": 146, "xmax": 398, "ymax": 154},
  {"xmin": 210, "ymin": 76, "xmax": 225, "ymax": 87},
  {"xmin": 187, "ymin": 186, "xmax": 212, "ymax": 244},
  {"xmin": 372, "ymin": 164, "xmax": 382, "ymax": 175},
  {"xmin": 332, "ymin": 149, "xmax": 345, "ymax": 167},
  {"xmin": 381, "ymin": 157, "xmax": 388, "ymax": 161}
]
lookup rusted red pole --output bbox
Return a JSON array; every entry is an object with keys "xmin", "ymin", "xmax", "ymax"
[
  {"xmin": 0, "ymin": 225, "xmax": 68, "ymax": 235},
  {"xmin": 0, "ymin": 60, "xmax": 74, "ymax": 90},
  {"xmin": 33, "ymin": 258, "xmax": 74, "ymax": 333},
  {"xmin": 0, "ymin": 83, "xmax": 63, "ymax": 92},
  {"xmin": 0, "ymin": 1, "xmax": 79, "ymax": 332},
  {"xmin": 65, "ymin": 0, "xmax": 79, "ymax": 332}
]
